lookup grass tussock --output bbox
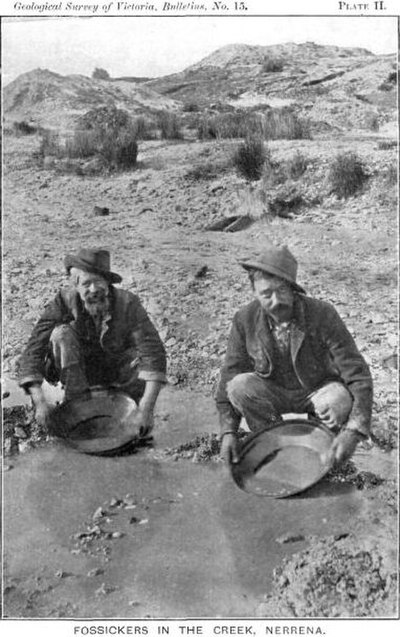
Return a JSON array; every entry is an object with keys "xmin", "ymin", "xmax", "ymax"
[
  {"xmin": 197, "ymin": 109, "xmax": 311, "ymax": 141},
  {"xmin": 233, "ymin": 136, "xmax": 268, "ymax": 181},
  {"xmin": 13, "ymin": 120, "xmax": 37, "ymax": 135},
  {"xmin": 38, "ymin": 106, "xmax": 139, "ymax": 171},
  {"xmin": 158, "ymin": 110, "xmax": 183, "ymax": 140},
  {"xmin": 328, "ymin": 152, "xmax": 369, "ymax": 199}
]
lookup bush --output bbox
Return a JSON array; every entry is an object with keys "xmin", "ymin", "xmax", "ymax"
[
  {"xmin": 77, "ymin": 105, "xmax": 131, "ymax": 134},
  {"xmin": 261, "ymin": 109, "xmax": 311, "ymax": 140},
  {"xmin": 158, "ymin": 110, "xmax": 183, "ymax": 140},
  {"xmin": 262, "ymin": 57, "xmax": 284, "ymax": 73},
  {"xmin": 233, "ymin": 136, "xmax": 267, "ymax": 181},
  {"xmin": 100, "ymin": 129, "xmax": 138, "ymax": 169},
  {"xmin": 13, "ymin": 120, "xmax": 37, "ymax": 135},
  {"xmin": 65, "ymin": 130, "xmax": 99, "ymax": 158},
  {"xmin": 285, "ymin": 151, "xmax": 308, "ymax": 179},
  {"xmin": 38, "ymin": 129, "xmax": 63, "ymax": 158},
  {"xmin": 328, "ymin": 152, "xmax": 369, "ymax": 198},
  {"xmin": 132, "ymin": 115, "xmax": 157, "ymax": 140},
  {"xmin": 92, "ymin": 67, "xmax": 110, "ymax": 80},
  {"xmin": 183, "ymin": 102, "xmax": 200, "ymax": 112},
  {"xmin": 198, "ymin": 112, "xmax": 263, "ymax": 140}
]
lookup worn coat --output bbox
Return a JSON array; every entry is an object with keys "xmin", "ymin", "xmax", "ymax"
[
  {"xmin": 18, "ymin": 286, "xmax": 167, "ymax": 388},
  {"xmin": 216, "ymin": 294, "xmax": 373, "ymax": 437}
]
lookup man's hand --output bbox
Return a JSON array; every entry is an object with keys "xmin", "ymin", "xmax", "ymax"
[
  {"xmin": 220, "ymin": 432, "xmax": 239, "ymax": 465},
  {"xmin": 34, "ymin": 400, "xmax": 53, "ymax": 429},
  {"xmin": 327, "ymin": 429, "xmax": 363, "ymax": 465},
  {"xmin": 133, "ymin": 407, "xmax": 154, "ymax": 437}
]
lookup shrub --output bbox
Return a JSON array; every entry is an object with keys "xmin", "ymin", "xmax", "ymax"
[
  {"xmin": 77, "ymin": 105, "xmax": 131, "ymax": 134},
  {"xmin": 183, "ymin": 102, "xmax": 200, "ymax": 112},
  {"xmin": 38, "ymin": 129, "xmax": 63, "ymax": 158},
  {"xmin": 261, "ymin": 109, "xmax": 311, "ymax": 140},
  {"xmin": 158, "ymin": 110, "xmax": 183, "ymax": 140},
  {"xmin": 13, "ymin": 120, "xmax": 37, "ymax": 135},
  {"xmin": 285, "ymin": 151, "xmax": 308, "ymax": 180},
  {"xmin": 198, "ymin": 112, "xmax": 263, "ymax": 140},
  {"xmin": 233, "ymin": 136, "xmax": 267, "ymax": 181},
  {"xmin": 262, "ymin": 57, "xmax": 284, "ymax": 73},
  {"xmin": 328, "ymin": 152, "xmax": 369, "ymax": 198},
  {"xmin": 377, "ymin": 140, "xmax": 397, "ymax": 150},
  {"xmin": 65, "ymin": 130, "xmax": 99, "ymax": 158},
  {"xmin": 132, "ymin": 115, "xmax": 157, "ymax": 140},
  {"xmin": 184, "ymin": 159, "xmax": 232, "ymax": 181},
  {"xmin": 99, "ymin": 129, "xmax": 138, "ymax": 169},
  {"xmin": 382, "ymin": 163, "xmax": 397, "ymax": 186},
  {"xmin": 92, "ymin": 67, "xmax": 110, "ymax": 80}
]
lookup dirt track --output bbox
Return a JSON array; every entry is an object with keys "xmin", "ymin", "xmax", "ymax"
[{"xmin": 2, "ymin": 131, "xmax": 398, "ymax": 618}]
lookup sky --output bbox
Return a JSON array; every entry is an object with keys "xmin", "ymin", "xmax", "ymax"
[{"xmin": 2, "ymin": 16, "xmax": 397, "ymax": 85}]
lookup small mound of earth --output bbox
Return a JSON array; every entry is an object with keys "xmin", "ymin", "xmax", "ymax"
[
  {"xmin": 326, "ymin": 460, "xmax": 385, "ymax": 490},
  {"xmin": 3, "ymin": 404, "xmax": 47, "ymax": 456},
  {"xmin": 162, "ymin": 430, "xmax": 250, "ymax": 463},
  {"xmin": 163, "ymin": 433, "xmax": 222, "ymax": 462},
  {"xmin": 257, "ymin": 535, "xmax": 397, "ymax": 618}
]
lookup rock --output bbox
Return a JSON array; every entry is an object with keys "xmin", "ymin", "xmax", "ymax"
[
  {"xmin": 194, "ymin": 265, "xmax": 209, "ymax": 279},
  {"xmin": 92, "ymin": 507, "xmax": 105, "ymax": 521},
  {"xmin": 87, "ymin": 568, "xmax": 104, "ymax": 577},
  {"xmin": 276, "ymin": 533, "xmax": 306, "ymax": 544},
  {"xmin": 93, "ymin": 206, "xmax": 110, "ymax": 217}
]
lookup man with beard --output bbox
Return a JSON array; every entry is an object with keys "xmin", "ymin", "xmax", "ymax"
[
  {"xmin": 216, "ymin": 243, "xmax": 373, "ymax": 466},
  {"xmin": 18, "ymin": 248, "xmax": 167, "ymax": 435}
]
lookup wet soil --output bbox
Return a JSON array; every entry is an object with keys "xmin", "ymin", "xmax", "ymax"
[{"xmin": 3, "ymin": 388, "xmax": 398, "ymax": 619}]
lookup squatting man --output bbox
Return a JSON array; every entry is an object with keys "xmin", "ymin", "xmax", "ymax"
[
  {"xmin": 19, "ymin": 248, "xmax": 167, "ymax": 434},
  {"xmin": 216, "ymin": 243, "xmax": 373, "ymax": 465}
]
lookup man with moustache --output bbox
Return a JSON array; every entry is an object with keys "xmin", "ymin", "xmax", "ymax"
[
  {"xmin": 216, "ymin": 243, "xmax": 373, "ymax": 466},
  {"xmin": 18, "ymin": 248, "xmax": 167, "ymax": 435}
]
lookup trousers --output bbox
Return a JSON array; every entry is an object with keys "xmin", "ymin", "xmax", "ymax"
[
  {"xmin": 48, "ymin": 324, "xmax": 145, "ymax": 401},
  {"xmin": 226, "ymin": 372, "xmax": 353, "ymax": 432}
]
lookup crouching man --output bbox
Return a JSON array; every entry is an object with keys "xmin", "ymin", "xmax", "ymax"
[
  {"xmin": 216, "ymin": 243, "xmax": 373, "ymax": 466},
  {"xmin": 18, "ymin": 248, "xmax": 167, "ymax": 435}
]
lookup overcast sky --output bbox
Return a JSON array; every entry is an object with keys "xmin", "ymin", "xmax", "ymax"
[{"xmin": 2, "ymin": 16, "xmax": 397, "ymax": 85}]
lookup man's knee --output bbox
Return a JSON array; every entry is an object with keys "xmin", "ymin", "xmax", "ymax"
[
  {"xmin": 226, "ymin": 373, "xmax": 255, "ymax": 406},
  {"xmin": 50, "ymin": 324, "xmax": 79, "ymax": 347},
  {"xmin": 311, "ymin": 381, "xmax": 353, "ymax": 426}
]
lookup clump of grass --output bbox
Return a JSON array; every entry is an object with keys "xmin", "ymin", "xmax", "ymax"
[
  {"xmin": 158, "ymin": 110, "xmax": 183, "ymax": 140},
  {"xmin": 328, "ymin": 152, "xmax": 369, "ymax": 198},
  {"xmin": 262, "ymin": 57, "xmax": 284, "ymax": 73},
  {"xmin": 261, "ymin": 109, "xmax": 311, "ymax": 140},
  {"xmin": 132, "ymin": 115, "xmax": 157, "ymax": 140},
  {"xmin": 184, "ymin": 158, "xmax": 232, "ymax": 181},
  {"xmin": 13, "ymin": 120, "xmax": 37, "ymax": 135},
  {"xmin": 198, "ymin": 112, "xmax": 263, "ymax": 140},
  {"xmin": 233, "ymin": 136, "xmax": 268, "ymax": 181},
  {"xmin": 285, "ymin": 151, "xmax": 309, "ymax": 179},
  {"xmin": 99, "ymin": 129, "xmax": 138, "ymax": 169}
]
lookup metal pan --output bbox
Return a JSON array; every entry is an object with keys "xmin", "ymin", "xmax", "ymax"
[
  {"xmin": 49, "ymin": 388, "xmax": 141, "ymax": 455},
  {"xmin": 231, "ymin": 417, "xmax": 334, "ymax": 498}
]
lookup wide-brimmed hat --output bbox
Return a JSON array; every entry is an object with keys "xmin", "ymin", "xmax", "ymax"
[
  {"xmin": 239, "ymin": 243, "xmax": 305, "ymax": 294},
  {"xmin": 64, "ymin": 248, "xmax": 122, "ymax": 284}
]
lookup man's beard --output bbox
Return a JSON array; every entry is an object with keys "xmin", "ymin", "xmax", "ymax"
[{"xmin": 83, "ymin": 292, "xmax": 109, "ymax": 319}]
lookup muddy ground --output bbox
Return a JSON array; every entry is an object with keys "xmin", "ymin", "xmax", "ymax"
[{"xmin": 2, "ymin": 130, "xmax": 398, "ymax": 618}]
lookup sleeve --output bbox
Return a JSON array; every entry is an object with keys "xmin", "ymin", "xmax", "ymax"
[
  {"xmin": 130, "ymin": 299, "xmax": 167, "ymax": 384},
  {"xmin": 321, "ymin": 303, "xmax": 373, "ymax": 437},
  {"xmin": 215, "ymin": 312, "xmax": 254, "ymax": 434},
  {"xmin": 18, "ymin": 292, "xmax": 67, "ymax": 389}
]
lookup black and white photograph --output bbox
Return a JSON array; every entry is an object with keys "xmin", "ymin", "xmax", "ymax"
[{"xmin": 1, "ymin": 1, "xmax": 398, "ymax": 627}]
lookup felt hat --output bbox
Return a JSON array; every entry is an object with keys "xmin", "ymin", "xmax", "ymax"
[
  {"xmin": 239, "ymin": 243, "xmax": 305, "ymax": 294},
  {"xmin": 64, "ymin": 248, "xmax": 122, "ymax": 284}
]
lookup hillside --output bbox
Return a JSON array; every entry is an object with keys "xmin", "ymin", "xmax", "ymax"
[
  {"xmin": 3, "ymin": 68, "xmax": 180, "ymax": 129},
  {"xmin": 3, "ymin": 41, "xmax": 397, "ymax": 134}
]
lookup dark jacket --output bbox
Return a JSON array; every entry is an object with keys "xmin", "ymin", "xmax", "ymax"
[
  {"xmin": 18, "ymin": 286, "xmax": 167, "ymax": 388},
  {"xmin": 216, "ymin": 294, "xmax": 373, "ymax": 437}
]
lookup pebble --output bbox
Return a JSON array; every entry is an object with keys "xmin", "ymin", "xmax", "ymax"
[{"xmin": 276, "ymin": 533, "xmax": 306, "ymax": 544}]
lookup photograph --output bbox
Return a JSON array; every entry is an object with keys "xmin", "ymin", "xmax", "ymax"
[{"xmin": 1, "ymin": 2, "xmax": 398, "ymax": 626}]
